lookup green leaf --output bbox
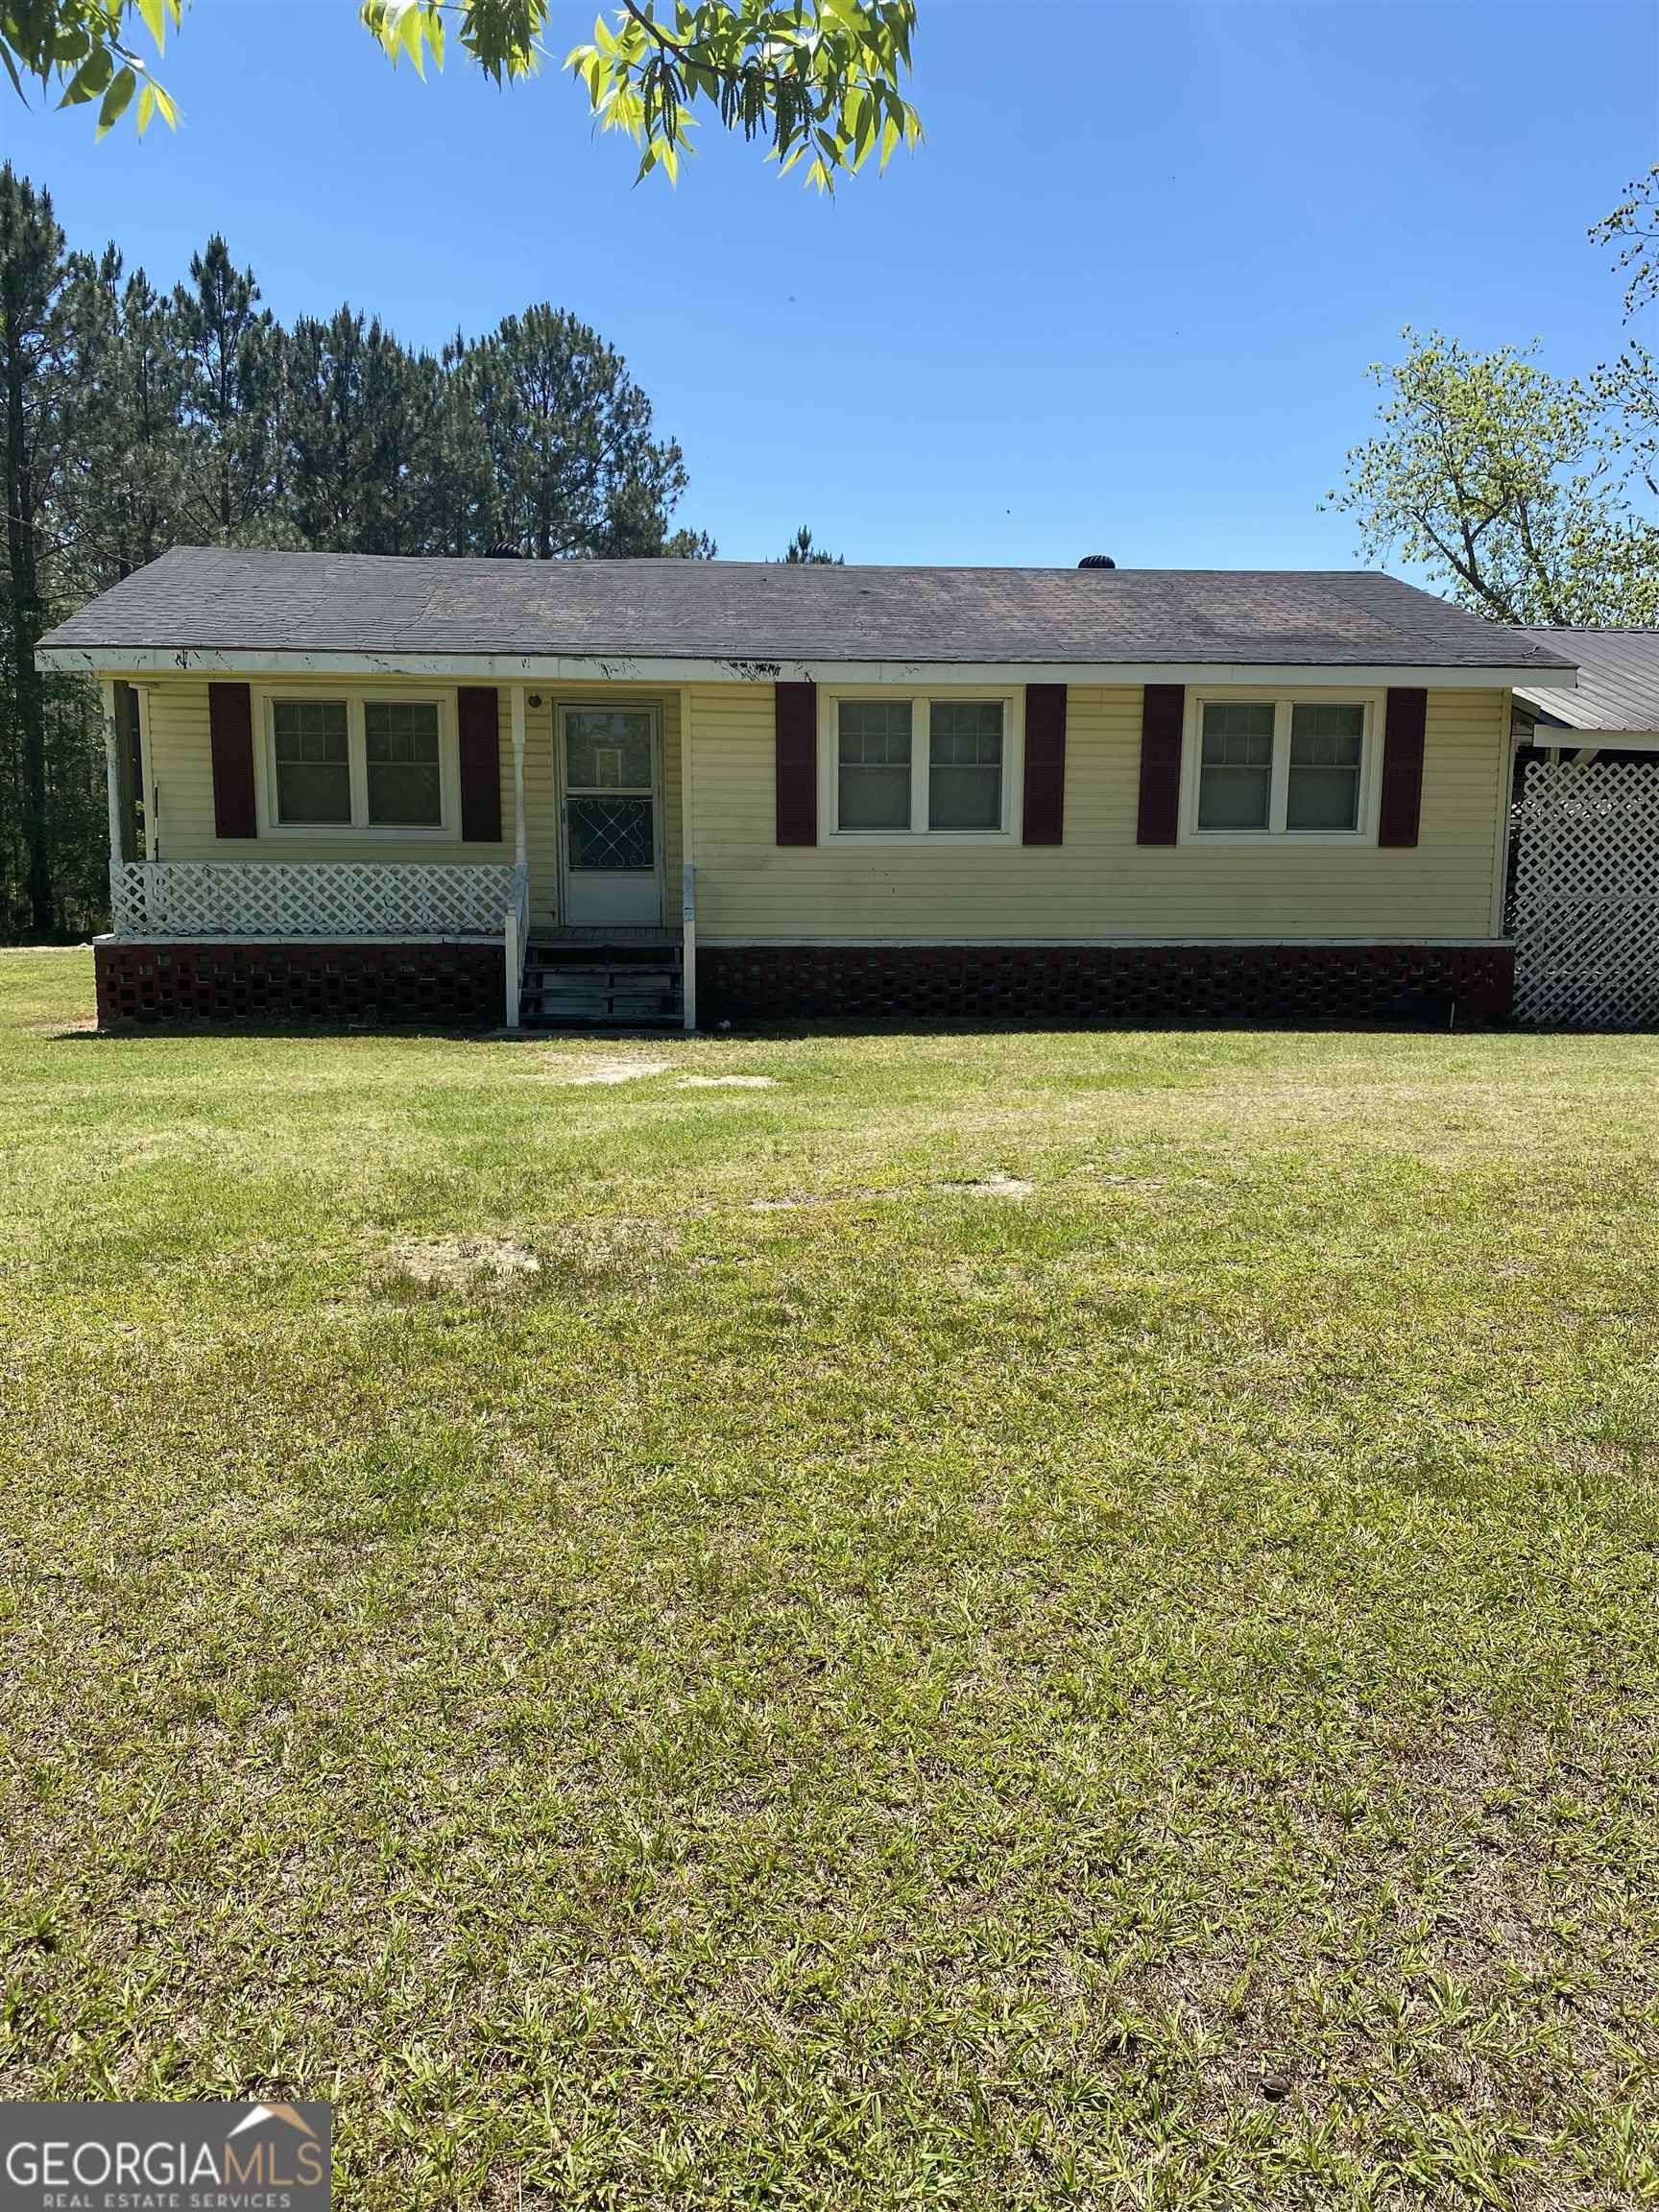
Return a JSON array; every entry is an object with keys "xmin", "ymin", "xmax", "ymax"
[
  {"xmin": 94, "ymin": 61, "xmax": 134, "ymax": 133},
  {"xmin": 397, "ymin": 3, "xmax": 429, "ymax": 75},
  {"xmin": 60, "ymin": 43, "xmax": 114, "ymax": 106}
]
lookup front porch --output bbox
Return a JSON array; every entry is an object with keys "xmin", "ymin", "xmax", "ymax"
[
  {"xmin": 96, "ymin": 859, "xmax": 694, "ymax": 1031},
  {"xmin": 95, "ymin": 676, "xmax": 697, "ymax": 1030}
]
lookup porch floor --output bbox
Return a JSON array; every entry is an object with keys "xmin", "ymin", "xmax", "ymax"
[{"xmin": 533, "ymin": 925, "xmax": 679, "ymax": 948}]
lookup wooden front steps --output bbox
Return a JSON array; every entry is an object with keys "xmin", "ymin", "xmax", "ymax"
[{"xmin": 519, "ymin": 935, "xmax": 683, "ymax": 1029}]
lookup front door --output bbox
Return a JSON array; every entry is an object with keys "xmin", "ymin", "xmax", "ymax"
[{"xmin": 558, "ymin": 705, "xmax": 663, "ymax": 927}]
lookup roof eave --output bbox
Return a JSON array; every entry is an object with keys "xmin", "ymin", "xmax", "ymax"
[
  {"xmin": 1518, "ymin": 712, "xmax": 1659, "ymax": 742},
  {"xmin": 33, "ymin": 642, "xmax": 1580, "ymax": 688}
]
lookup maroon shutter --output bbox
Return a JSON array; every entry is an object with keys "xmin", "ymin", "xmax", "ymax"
[
  {"xmin": 456, "ymin": 686, "xmax": 502, "ymax": 844},
  {"xmin": 1022, "ymin": 684, "xmax": 1067, "ymax": 845},
  {"xmin": 1136, "ymin": 683, "xmax": 1185, "ymax": 845},
  {"xmin": 208, "ymin": 682, "xmax": 257, "ymax": 839},
  {"xmin": 1378, "ymin": 687, "xmax": 1427, "ymax": 847},
  {"xmin": 776, "ymin": 681, "xmax": 817, "ymax": 846}
]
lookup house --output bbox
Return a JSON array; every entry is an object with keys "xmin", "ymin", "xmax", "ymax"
[
  {"xmin": 1512, "ymin": 627, "xmax": 1659, "ymax": 761},
  {"xmin": 35, "ymin": 547, "xmax": 1576, "ymax": 1032}
]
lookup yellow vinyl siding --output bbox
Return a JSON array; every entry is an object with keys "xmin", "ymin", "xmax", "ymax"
[
  {"xmin": 685, "ymin": 683, "xmax": 1511, "ymax": 943},
  {"xmin": 137, "ymin": 675, "xmax": 681, "ymax": 933},
  {"xmin": 135, "ymin": 673, "xmax": 1505, "ymax": 945}
]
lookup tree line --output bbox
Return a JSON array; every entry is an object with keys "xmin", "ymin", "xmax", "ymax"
[{"xmin": 0, "ymin": 163, "xmax": 719, "ymax": 940}]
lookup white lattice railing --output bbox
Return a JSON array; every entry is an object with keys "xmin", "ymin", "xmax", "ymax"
[
  {"xmin": 110, "ymin": 860, "xmax": 517, "ymax": 942},
  {"xmin": 1512, "ymin": 757, "xmax": 1659, "ymax": 1028}
]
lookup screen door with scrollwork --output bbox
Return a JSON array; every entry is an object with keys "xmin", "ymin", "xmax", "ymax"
[{"xmin": 557, "ymin": 705, "xmax": 663, "ymax": 926}]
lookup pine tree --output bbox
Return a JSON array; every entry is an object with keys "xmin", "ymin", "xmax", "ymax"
[
  {"xmin": 172, "ymin": 236, "xmax": 289, "ymax": 545},
  {"xmin": 284, "ymin": 306, "xmax": 371, "ymax": 550},
  {"xmin": 359, "ymin": 325, "xmax": 442, "ymax": 555},
  {"xmin": 63, "ymin": 252, "xmax": 188, "ymax": 582},
  {"xmin": 0, "ymin": 165, "xmax": 76, "ymax": 936},
  {"xmin": 461, "ymin": 306, "xmax": 688, "ymax": 559},
  {"xmin": 428, "ymin": 334, "xmax": 493, "ymax": 555},
  {"xmin": 781, "ymin": 524, "xmax": 842, "ymax": 565}
]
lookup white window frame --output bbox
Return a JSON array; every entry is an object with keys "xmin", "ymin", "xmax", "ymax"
[
  {"xmin": 252, "ymin": 689, "xmax": 461, "ymax": 840},
  {"xmin": 1180, "ymin": 688, "xmax": 1384, "ymax": 846},
  {"xmin": 819, "ymin": 688, "xmax": 1024, "ymax": 844}
]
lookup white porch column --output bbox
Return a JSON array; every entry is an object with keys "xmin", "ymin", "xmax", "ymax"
[
  {"xmin": 510, "ymin": 684, "xmax": 528, "ymax": 873},
  {"xmin": 138, "ymin": 685, "xmax": 157, "ymax": 860},
  {"xmin": 100, "ymin": 679, "xmax": 125, "ymax": 920},
  {"xmin": 679, "ymin": 684, "xmax": 696, "ymax": 1033}
]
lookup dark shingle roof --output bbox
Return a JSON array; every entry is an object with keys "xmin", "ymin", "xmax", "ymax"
[
  {"xmin": 1513, "ymin": 628, "xmax": 1659, "ymax": 732},
  {"xmin": 36, "ymin": 546, "xmax": 1578, "ymax": 672}
]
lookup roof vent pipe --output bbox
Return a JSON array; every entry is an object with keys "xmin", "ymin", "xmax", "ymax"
[{"xmin": 1078, "ymin": 554, "xmax": 1116, "ymax": 569}]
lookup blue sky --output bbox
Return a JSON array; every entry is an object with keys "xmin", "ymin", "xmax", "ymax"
[{"xmin": 7, "ymin": 0, "xmax": 1655, "ymax": 569}]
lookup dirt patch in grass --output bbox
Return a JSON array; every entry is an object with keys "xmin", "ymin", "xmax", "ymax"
[
  {"xmin": 749, "ymin": 1186, "xmax": 902, "ymax": 1213},
  {"xmin": 747, "ymin": 1175, "xmax": 1037, "ymax": 1212},
  {"xmin": 373, "ymin": 1237, "xmax": 541, "ymax": 1289},
  {"xmin": 676, "ymin": 1074, "xmax": 778, "ymax": 1090},
  {"xmin": 373, "ymin": 1220, "xmax": 682, "ymax": 1301},
  {"xmin": 543, "ymin": 1055, "xmax": 672, "ymax": 1087}
]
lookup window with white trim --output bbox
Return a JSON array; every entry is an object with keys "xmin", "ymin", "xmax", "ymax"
[
  {"xmin": 928, "ymin": 701, "xmax": 1004, "ymax": 830},
  {"xmin": 1188, "ymin": 693, "xmax": 1378, "ymax": 841},
  {"xmin": 265, "ymin": 696, "xmax": 451, "ymax": 834},
  {"xmin": 829, "ymin": 693, "xmax": 1015, "ymax": 837},
  {"xmin": 837, "ymin": 700, "xmax": 913, "ymax": 830},
  {"xmin": 273, "ymin": 700, "xmax": 351, "ymax": 825},
  {"xmin": 1196, "ymin": 701, "xmax": 1274, "ymax": 830},
  {"xmin": 1286, "ymin": 703, "xmax": 1364, "ymax": 831},
  {"xmin": 364, "ymin": 701, "xmax": 442, "ymax": 827}
]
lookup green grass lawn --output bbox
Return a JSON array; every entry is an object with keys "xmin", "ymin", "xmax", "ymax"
[{"xmin": 6, "ymin": 949, "xmax": 1659, "ymax": 2209}]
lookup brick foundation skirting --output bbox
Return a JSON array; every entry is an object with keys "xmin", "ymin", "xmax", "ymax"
[
  {"xmin": 697, "ymin": 943, "xmax": 1517, "ymax": 1028},
  {"xmin": 95, "ymin": 939, "xmax": 505, "ymax": 1031}
]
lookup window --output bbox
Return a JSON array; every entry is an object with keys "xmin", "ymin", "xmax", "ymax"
[
  {"xmin": 929, "ymin": 702, "xmax": 1004, "ymax": 830},
  {"xmin": 1188, "ymin": 693, "xmax": 1376, "ymax": 841},
  {"xmin": 1197, "ymin": 702, "xmax": 1274, "ymax": 830},
  {"xmin": 565, "ymin": 709, "xmax": 653, "ymax": 793},
  {"xmin": 1286, "ymin": 703, "xmax": 1364, "ymax": 831},
  {"xmin": 830, "ymin": 694, "xmax": 1014, "ymax": 837},
  {"xmin": 365, "ymin": 702, "xmax": 442, "ymax": 827},
  {"xmin": 838, "ymin": 700, "xmax": 913, "ymax": 830},
  {"xmin": 263, "ymin": 695, "xmax": 453, "ymax": 835},
  {"xmin": 273, "ymin": 700, "xmax": 351, "ymax": 825}
]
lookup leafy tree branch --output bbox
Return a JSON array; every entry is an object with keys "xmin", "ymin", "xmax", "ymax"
[
  {"xmin": 3, "ymin": 0, "xmax": 924, "ymax": 187},
  {"xmin": 1325, "ymin": 328, "xmax": 1659, "ymax": 628},
  {"xmin": 0, "ymin": 0, "xmax": 179, "ymax": 134},
  {"xmin": 1592, "ymin": 164, "xmax": 1659, "ymax": 322}
]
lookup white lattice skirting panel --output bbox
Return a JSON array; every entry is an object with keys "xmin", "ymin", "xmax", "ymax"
[
  {"xmin": 110, "ymin": 860, "xmax": 517, "ymax": 942},
  {"xmin": 1512, "ymin": 757, "xmax": 1659, "ymax": 1028}
]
